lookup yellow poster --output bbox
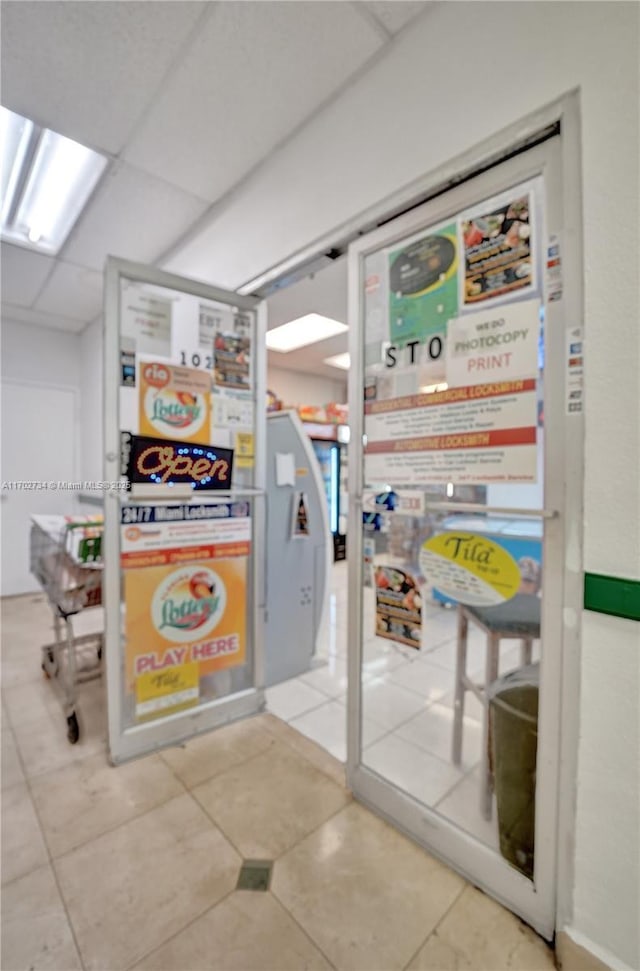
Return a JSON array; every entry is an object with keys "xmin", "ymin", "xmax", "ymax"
[
  {"xmin": 139, "ymin": 361, "xmax": 211, "ymax": 444},
  {"xmin": 124, "ymin": 557, "xmax": 247, "ymax": 715},
  {"xmin": 235, "ymin": 431, "xmax": 255, "ymax": 468},
  {"xmin": 135, "ymin": 661, "xmax": 200, "ymax": 721},
  {"xmin": 419, "ymin": 532, "xmax": 520, "ymax": 606}
]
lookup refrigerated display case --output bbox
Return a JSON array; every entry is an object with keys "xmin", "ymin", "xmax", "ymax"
[{"xmin": 310, "ymin": 438, "xmax": 347, "ymax": 561}]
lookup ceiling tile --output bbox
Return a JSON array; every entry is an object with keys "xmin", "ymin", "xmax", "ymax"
[
  {"xmin": 265, "ymin": 258, "xmax": 348, "ymax": 332},
  {"xmin": 0, "ymin": 1, "xmax": 207, "ymax": 154},
  {"xmin": 1, "ymin": 302, "xmax": 86, "ymax": 334},
  {"xmin": 0, "ymin": 243, "xmax": 56, "ymax": 307},
  {"xmin": 364, "ymin": 1, "xmax": 433, "ymax": 35},
  {"xmin": 124, "ymin": 1, "xmax": 384, "ymax": 200},
  {"xmin": 264, "ymin": 257, "xmax": 349, "ymax": 380},
  {"xmin": 62, "ymin": 163, "xmax": 210, "ymax": 272},
  {"xmin": 34, "ymin": 261, "xmax": 104, "ymax": 323}
]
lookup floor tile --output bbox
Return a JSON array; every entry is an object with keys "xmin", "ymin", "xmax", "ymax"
[
  {"xmin": 30, "ymin": 751, "xmax": 184, "ymax": 857},
  {"xmin": 3, "ymin": 677, "xmax": 63, "ymax": 728},
  {"xmin": 0, "ymin": 864, "xmax": 82, "ymax": 971},
  {"xmin": 266, "ymin": 678, "xmax": 329, "ymax": 722},
  {"xmin": 54, "ymin": 793, "xmax": 240, "ymax": 971},
  {"xmin": 193, "ymin": 741, "xmax": 350, "ymax": 859},
  {"xmin": 300, "ymin": 655, "xmax": 350, "ymax": 697},
  {"xmin": 424, "ymin": 636, "xmax": 488, "ymax": 674},
  {"xmin": 1, "ymin": 724, "xmax": 25, "ymax": 789},
  {"xmin": 289, "ymin": 699, "xmax": 387, "ymax": 763},
  {"xmin": 440, "ymin": 686, "xmax": 485, "ymax": 723},
  {"xmin": 258, "ymin": 712, "xmax": 346, "ymax": 788},
  {"xmin": 160, "ymin": 715, "xmax": 275, "ymax": 789},
  {"xmin": 1, "ymin": 782, "xmax": 49, "ymax": 885},
  {"xmin": 133, "ymin": 890, "xmax": 333, "ymax": 970},
  {"xmin": 12, "ymin": 700, "xmax": 105, "ymax": 780},
  {"xmin": 434, "ymin": 766, "xmax": 499, "ymax": 850},
  {"xmin": 396, "ymin": 701, "xmax": 482, "ymax": 771},
  {"xmin": 362, "ymin": 636, "xmax": 417, "ymax": 672},
  {"xmin": 387, "ymin": 658, "xmax": 455, "ymax": 703},
  {"xmin": 272, "ymin": 801, "xmax": 464, "ymax": 971},
  {"xmin": 361, "ymin": 677, "xmax": 430, "ymax": 731},
  {"xmin": 406, "ymin": 884, "xmax": 554, "ymax": 969},
  {"xmin": 363, "ymin": 733, "xmax": 464, "ymax": 807}
]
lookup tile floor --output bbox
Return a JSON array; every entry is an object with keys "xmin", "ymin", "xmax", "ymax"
[
  {"xmin": 1, "ymin": 588, "xmax": 552, "ymax": 970},
  {"xmin": 267, "ymin": 562, "xmax": 540, "ymax": 853}
]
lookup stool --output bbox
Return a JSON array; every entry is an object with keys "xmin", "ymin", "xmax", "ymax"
[{"xmin": 451, "ymin": 594, "xmax": 541, "ymax": 821}]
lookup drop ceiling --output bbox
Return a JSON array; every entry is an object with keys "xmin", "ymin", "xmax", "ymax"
[{"xmin": 0, "ymin": 0, "xmax": 435, "ymax": 372}]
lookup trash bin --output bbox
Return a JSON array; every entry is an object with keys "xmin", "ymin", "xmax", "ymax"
[{"xmin": 488, "ymin": 662, "xmax": 539, "ymax": 880}]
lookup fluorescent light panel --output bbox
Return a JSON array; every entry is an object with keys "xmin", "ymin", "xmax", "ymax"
[
  {"xmin": 324, "ymin": 352, "xmax": 351, "ymax": 370},
  {"xmin": 0, "ymin": 106, "xmax": 108, "ymax": 255},
  {"xmin": 266, "ymin": 313, "xmax": 347, "ymax": 352}
]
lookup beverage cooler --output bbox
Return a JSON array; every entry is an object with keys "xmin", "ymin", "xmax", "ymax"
[{"xmin": 310, "ymin": 439, "xmax": 347, "ymax": 561}]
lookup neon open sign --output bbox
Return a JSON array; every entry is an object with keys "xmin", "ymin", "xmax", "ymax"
[{"xmin": 122, "ymin": 433, "xmax": 233, "ymax": 491}]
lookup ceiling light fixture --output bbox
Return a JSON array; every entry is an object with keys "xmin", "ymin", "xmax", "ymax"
[
  {"xmin": 323, "ymin": 352, "xmax": 351, "ymax": 370},
  {"xmin": 0, "ymin": 105, "xmax": 108, "ymax": 255},
  {"xmin": 266, "ymin": 313, "xmax": 348, "ymax": 353}
]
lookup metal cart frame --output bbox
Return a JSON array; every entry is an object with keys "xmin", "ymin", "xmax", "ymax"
[{"xmin": 30, "ymin": 516, "xmax": 104, "ymax": 743}]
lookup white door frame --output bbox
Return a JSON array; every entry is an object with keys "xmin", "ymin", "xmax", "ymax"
[{"xmin": 346, "ymin": 93, "xmax": 584, "ymax": 940}]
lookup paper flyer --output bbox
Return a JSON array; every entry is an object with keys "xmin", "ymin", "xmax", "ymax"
[
  {"xmin": 124, "ymin": 556, "xmax": 248, "ymax": 721},
  {"xmin": 374, "ymin": 565, "xmax": 422, "ymax": 648},
  {"xmin": 461, "ymin": 187, "xmax": 535, "ymax": 306},
  {"xmin": 139, "ymin": 361, "xmax": 211, "ymax": 444},
  {"xmin": 387, "ymin": 221, "xmax": 459, "ymax": 347},
  {"xmin": 364, "ymin": 378, "xmax": 538, "ymax": 486},
  {"xmin": 235, "ymin": 431, "xmax": 255, "ymax": 469},
  {"xmin": 121, "ymin": 290, "xmax": 172, "ymax": 357},
  {"xmin": 213, "ymin": 313, "xmax": 252, "ymax": 394},
  {"xmin": 292, "ymin": 492, "xmax": 310, "ymax": 538},
  {"xmin": 445, "ymin": 299, "xmax": 540, "ymax": 388},
  {"xmin": 199, "ymin": 303, "xmax": 234, "ymax": 351}
]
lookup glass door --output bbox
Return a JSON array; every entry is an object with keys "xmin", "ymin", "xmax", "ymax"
[
  {"xmin": 103, "ymin": 259, "xmax": 267, "ymax": 763},
  {"xmin": 347, "ymin": 132, "xmax": 579, "ymax": 938}
]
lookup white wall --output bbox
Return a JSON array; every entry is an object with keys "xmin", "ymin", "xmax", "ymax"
[
  {"xmin": 1, "ymin": 318, "xmax": 82, "ymax": 390},
  {"xmin": 182, "ymin": 3, "xmax": 639, "ymax": 966},
  {"xmin": 79, "ymin": 318, "xmax": 104, "ymax": 482},
  {"xmin": 267, "ymin": 365, "xmax": 346, "ymax": 408}
]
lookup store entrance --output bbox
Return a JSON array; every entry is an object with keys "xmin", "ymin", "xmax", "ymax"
[{"xmin": 346, "ymin": 131, "xmax": 579, "ymax": 939}]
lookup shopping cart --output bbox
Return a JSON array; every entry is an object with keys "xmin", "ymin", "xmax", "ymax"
[{"xmin": 30, "ymin": 515, "xmax": 104, "ymax": 744}]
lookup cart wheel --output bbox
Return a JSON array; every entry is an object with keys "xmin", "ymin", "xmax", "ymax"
[
  {"xmin": 97, "ymin": 644, "xmax": 103, "ymax": 661},
  {"xmin": 66, "ymin": 712, "xmax": 80, "ymax": 744},
  {"xmin": 42, "ymin": 649, "xmax": 58, "ymax": 679}
]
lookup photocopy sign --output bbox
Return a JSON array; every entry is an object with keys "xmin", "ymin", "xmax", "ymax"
[{"xmin": 445, "ymin": 300, "xmax": 540, "ymax": 387}]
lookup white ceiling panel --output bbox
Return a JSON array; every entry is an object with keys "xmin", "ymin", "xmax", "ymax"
[
  {"xmin": 264, "ymin": 257, "xmax": 349, "ymax": 380},
  {"xmin": 1, "ymin": 302, "xmax": 86, "ymax": 334},
  {"xmin": 63, "ymin": 163, "xmax": 210, "ymax": 273},
  {"xmin": 365, "ymin": 1, "xmax": 434, "ymax": 36},
  {"xmin": 0, "ymin": 1, "xmax": 207, "ymax": 154},
  {"xmin": 0, "ymin": 243, "xmax": 55, "ymax": 307},
  {"xmin": 266, "ymin": 258, "xmax": 348, "ymax": 332},
  {"xmin": 34, "ymin": 262, "xmax": 104, "ymax": 323},
  {"xmin": 124, "ymin": 1, "xmax": 384, "ymax": 201}
]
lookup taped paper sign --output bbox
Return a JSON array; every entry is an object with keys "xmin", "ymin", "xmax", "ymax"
[
  {"xmin": 420, "ymin": 532, "xmax": 520, "ymax": 606},
  {"xmin": 135, "ymin": 662, "xmax": 199, "ymax": 720},
  {"xmin": 139, "ymin": 361, "xmax": 210, "ymax": 444}
]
